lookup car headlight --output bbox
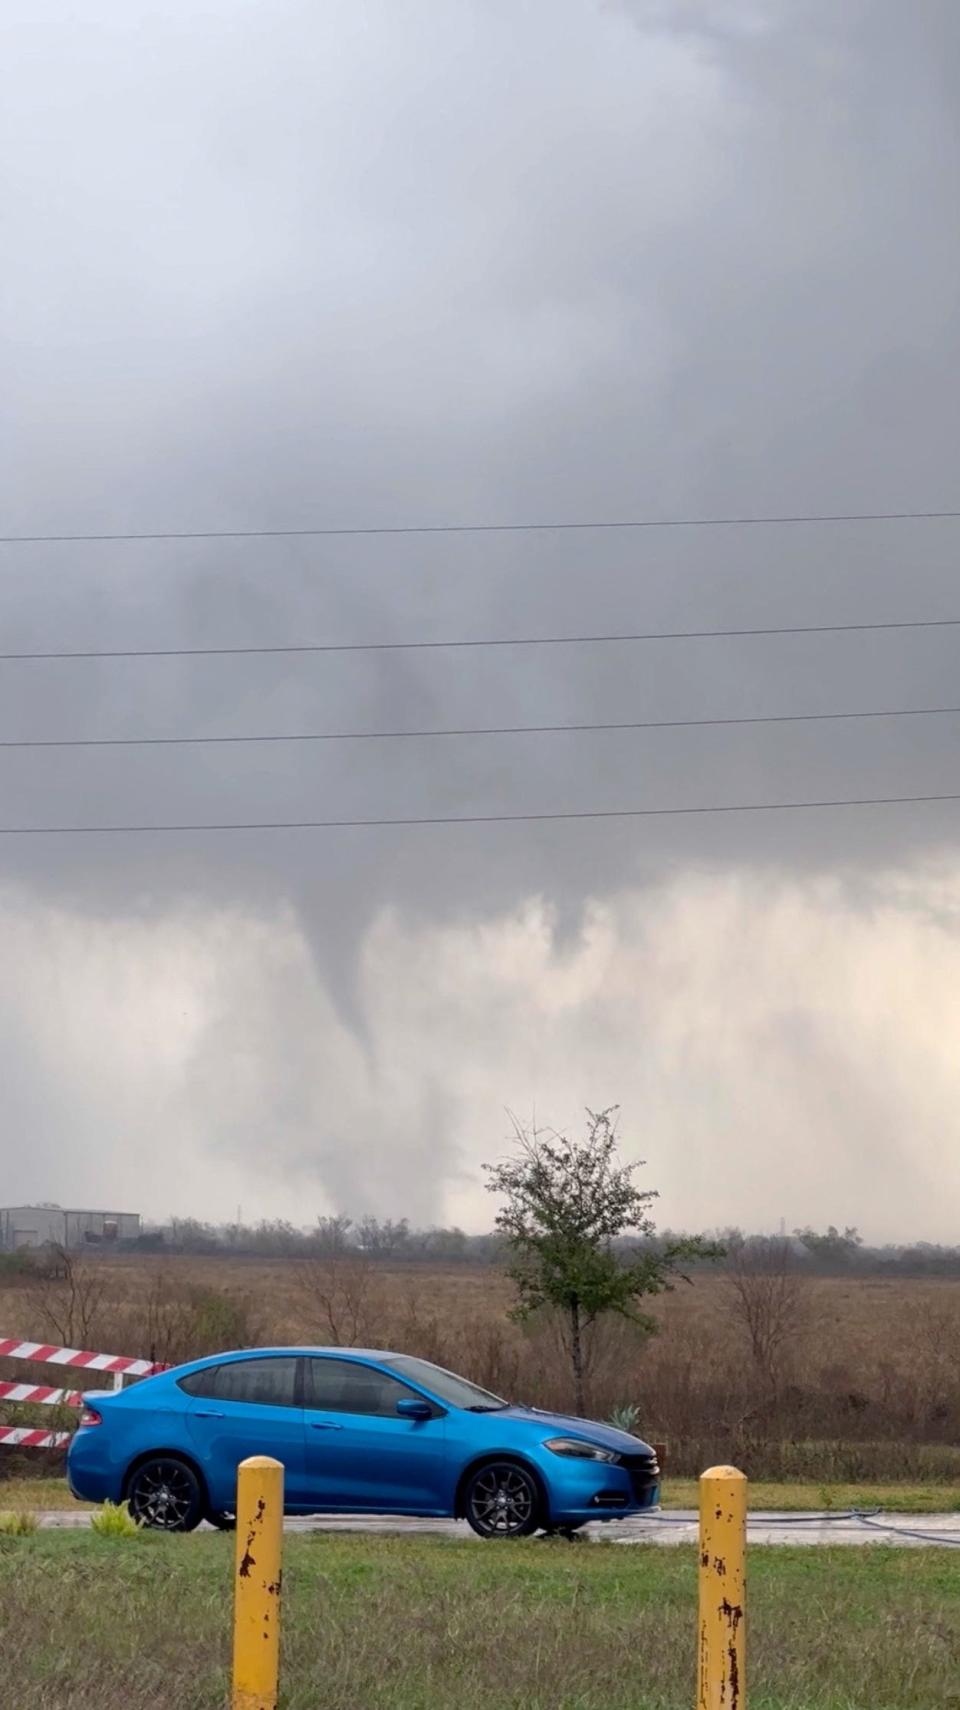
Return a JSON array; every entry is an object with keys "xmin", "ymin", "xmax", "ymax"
[{"xmin": 543, "ymin": 1436, "xmax": 621, "ymax": 1464}]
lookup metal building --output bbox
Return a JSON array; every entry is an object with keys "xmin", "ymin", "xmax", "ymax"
[{"xmin": 0, "ymin": 1206, "xmax": 141, "ymax": 1251}]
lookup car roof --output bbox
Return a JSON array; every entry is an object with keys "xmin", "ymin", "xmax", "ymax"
[{"xmin": 180, "ymin": 1346, "xmax": 408, "ymax": 1365}]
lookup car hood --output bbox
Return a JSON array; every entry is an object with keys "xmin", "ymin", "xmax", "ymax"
[{"xmin": 490, "ymin": 1405, "xmax": 653, "ymax": 1455}]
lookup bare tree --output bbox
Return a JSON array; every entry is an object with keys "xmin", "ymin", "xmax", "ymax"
[
  {"xmin": 907, "ymin": 1296, "xmax": 960, "ymax": 1432},
  {"xmin": 725, "ymin": 1237, "xmax": 808, "ymax": 1396},
  {"xmin": 355, "ymin": 1216, "xmax": 410, "ymax": 1259},
  {"xmin": 311, "ymin": 1215, "xmax": 355, "ymax": 1256},
  {"xmin": 26, "ymin": 1245, "xmax": 105, "ymax": 1347},
  {"xmin": 295, "ymin": 1246, "xmax": 382, "ymax": 1347}
]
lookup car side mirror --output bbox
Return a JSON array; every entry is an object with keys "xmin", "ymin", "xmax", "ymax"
[{"xmin": 396, "ymin": 1397, "xmax": 433, "ymax": 1420}]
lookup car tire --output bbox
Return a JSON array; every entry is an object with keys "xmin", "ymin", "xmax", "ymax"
[
  {"xmin": 463, "ymin": 1460, "xmax": 542, "ymax": 1539},
  {"xmin": 125, "ymin": 1456, "xmax": 205, "ymax": 1532}
]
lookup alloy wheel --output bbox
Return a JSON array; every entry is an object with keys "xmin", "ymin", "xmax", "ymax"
[
  {"xmin": 466, "ymin": 1462, "xmax": 539, "ymax": 1538},
  {"xmin": 127, "ymin": 1458, "xmax": 201, "ymax": 1531}
]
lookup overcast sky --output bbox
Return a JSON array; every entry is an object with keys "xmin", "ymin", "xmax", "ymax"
[{"xmin": 2, "ymin": 0, "xmax": 960, "ymax": 1240}]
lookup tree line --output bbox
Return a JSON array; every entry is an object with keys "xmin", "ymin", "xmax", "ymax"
[{"xmin": 116, "ymin": 1215, "xmax": 960, "ymax": 1277}]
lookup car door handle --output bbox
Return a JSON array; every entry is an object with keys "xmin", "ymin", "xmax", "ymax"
[
  {"xmin": 309, "ymin": 1421, "xmax": 343, "ymax": 1431},
  {"xmin": 194, "ymin": 1409, "xmax": 225, "ymax": 1418}
]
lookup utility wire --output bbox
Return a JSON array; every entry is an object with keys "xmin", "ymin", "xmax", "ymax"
[
  {"xmin": 2, "ymin": 791, "xmax": 960, "ymax": 836},
  {"xmin": 649, "ymin": 1509, "xmax": 960, "ymax": 1545},
  {"xmin": 4, "ymin": 615, "xmax": 960, "ymax": 664},
  {"xmin": 2, "ymin": 507, "xmax": 960, "ymax": 545},
  {"xmin": 851, "ymin": 1512, "xmax": 960, "ymax": 1548},
  {"xmin": 4, "ymin": 702, "xmax": 960, "ymax": 751}
]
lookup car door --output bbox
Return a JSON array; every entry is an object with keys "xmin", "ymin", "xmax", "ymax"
[
  {"xmin": 181, "ymin": 1355, "xmax": 307, "ymax": 1509},
  {"xmin": 302, "ymin": 1355, "xmax": 448, "ymax": 1513}
]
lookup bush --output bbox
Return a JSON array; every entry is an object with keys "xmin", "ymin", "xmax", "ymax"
[
  {"xmin": 116, "ymin": 1270, "xmax": 262, "ymax": 1367},
  {"xmin": 609, "ymin": 1403, "xmax": 641, "ymax": 1434},
  {"xmin": 0, "ymin": 1511, "xmax": 38, "ymax": 1536},
  {"xmin": 89, "ymin": 1502, "xmax": 141, "ymax": 1538},
  {"xmin": 0, "ymin": 1252, "xmax": 40, "ymax": 1285}
]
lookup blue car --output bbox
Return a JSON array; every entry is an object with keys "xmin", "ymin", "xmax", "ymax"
[{"xmin": 67, "ymin": 1346, "xmax": 660, "ymax": 1537}]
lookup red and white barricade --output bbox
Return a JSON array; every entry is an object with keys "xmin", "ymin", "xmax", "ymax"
[
  {"xmin": 0, "ymin": 1338, "xmax": 167, "ymax": 1449},
  {"xmin": 0, "ymin": 1426, "xmax": 74, "ymax": 1449}
]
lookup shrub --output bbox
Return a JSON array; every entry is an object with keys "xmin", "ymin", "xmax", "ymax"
[
  {"xmin": 0, "ymin": 1510, "xmax": 38, "ymax": 1536},
  {"xmin": 609, "ymin": 1403, "xmax": 641, "ymax": 1434},
  {"xmin": 0, "ymin": 1251, "xmax": 40, "ymax": 1285},
  {"xmin": 89, "ymin": 1501, "xmax": 141, "ymax": 1538},
  {"xmin": 116, "ymin": 1269, "xmax": 262, "ymax": 1367}
]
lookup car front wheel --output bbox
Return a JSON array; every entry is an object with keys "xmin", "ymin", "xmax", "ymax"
[
  {"xmin": 125, "ymin": 1456, "xmax": 204, "ymax": 1532},
  {"xmin": 464, "ymin": 1461, "xmax": 541, "ymax": 1538}
]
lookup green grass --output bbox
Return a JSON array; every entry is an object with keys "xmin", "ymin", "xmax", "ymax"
[
  {"xmin": 6, "ymin": 1475, "xmax": 959, "ymax": 1515},
  {"xmin": 664, "ymin": 1479, "xmax": 960, "ymax": 1514},
  {"xmin": 0, "ymin": 1531, "xmax": 957, "ymax": 1709}
]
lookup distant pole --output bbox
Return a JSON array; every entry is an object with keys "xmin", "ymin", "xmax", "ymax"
[
  {"xmin": 232, "ymin": 1456, "xmax": 284, "ymax": 1710},
  {"xmin": 697, "ymin": 1466, "xmax": 746, "ymax": 1710}
]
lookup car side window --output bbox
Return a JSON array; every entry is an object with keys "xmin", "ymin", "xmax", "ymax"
[
  {"xmin": 180, "ymin": 1358, "xmax": 299, "ymax": 1408},
  {"xmin": 305, "ymin": 1357, "xmax": 433, "ymax": 1417}
]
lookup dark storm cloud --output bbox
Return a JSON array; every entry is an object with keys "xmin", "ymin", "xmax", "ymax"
[{"xmin": 2, "ymin": 0, "xmax": 959, "ymax": 1225}]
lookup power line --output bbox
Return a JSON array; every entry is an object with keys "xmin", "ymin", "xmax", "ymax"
[
  {"xmin": 2, "ymin": 791, "xmax": 959, "ymax": 836},
  {"xmin": 4, "ymin": 702, "xmax": 960, "ymax": 751},
  {"xmin": 4, "ymin": 614, "xmax": 960, "ymax": 664},
  {"xmin": 2, "ymin": 507, "xmax": 960, "ymax": 546}
]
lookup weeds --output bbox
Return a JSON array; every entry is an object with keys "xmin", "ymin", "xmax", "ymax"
[
  {"xmin": 89, "ymin": 1502, "xmax": 141, "ymax": 1538},
  {"xmin": 0, "ymin": 1510, "xmax": 38, "ymax": 1536}
]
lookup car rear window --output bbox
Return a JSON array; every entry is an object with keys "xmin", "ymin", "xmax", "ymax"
[
  {"xmin": 178, "ymin": 1357, "xmax": 299, "ymax": 1408},
  {"xmin": 178, "ymin": 1367, "xmax": 222, "ymax": 1399}
]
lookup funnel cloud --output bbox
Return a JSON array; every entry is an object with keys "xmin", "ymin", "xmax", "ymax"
[{"xmin": 2, "ymin": 1, "xmax": 960, "ymax": 1237}]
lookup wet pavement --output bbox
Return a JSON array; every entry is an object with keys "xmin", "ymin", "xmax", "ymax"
[{"xmin": 36, "ymin": 1508, "xmax": 960, "ymax": 1546}]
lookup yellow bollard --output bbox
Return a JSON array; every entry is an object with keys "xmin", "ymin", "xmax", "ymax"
[
  {"xmin": 232, "ymin": 1456, "xmax": 284, "ymax": 1710},
  {"xmin": 697, "ymin": 1465, "xmax": 746, "ymax": 1710}
]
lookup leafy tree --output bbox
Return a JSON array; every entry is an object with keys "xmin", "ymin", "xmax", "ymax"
[
  {"xmin": 793, "ymin": 1225, "xmax": 862, "ymax": 1271},
  {"xmin": 420, "ymin": 1225, "xmax": 468, "ymax": 1261},
  {"xmin": 485, "ymin": 1107, "xmax": 720, "ymax": 1414}
]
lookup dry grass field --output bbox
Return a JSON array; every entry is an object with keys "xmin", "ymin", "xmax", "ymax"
[{"xmin": 2, "ymin": 1253, "xmax": 960, "ymax": 1484}]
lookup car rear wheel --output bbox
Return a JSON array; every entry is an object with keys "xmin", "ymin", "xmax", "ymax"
[
  {"xmin": 464, "ymin": 1461, "xmax": 541, "ymax": 1538},
  {"xmin": 126, "ymin": 1457, "xmax": 204, "ymax": 1532}
]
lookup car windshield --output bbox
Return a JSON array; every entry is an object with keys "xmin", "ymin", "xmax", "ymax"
[{"xmin": 382, "ymin": 1355, "xmax": 507, "ymax": 1411}]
